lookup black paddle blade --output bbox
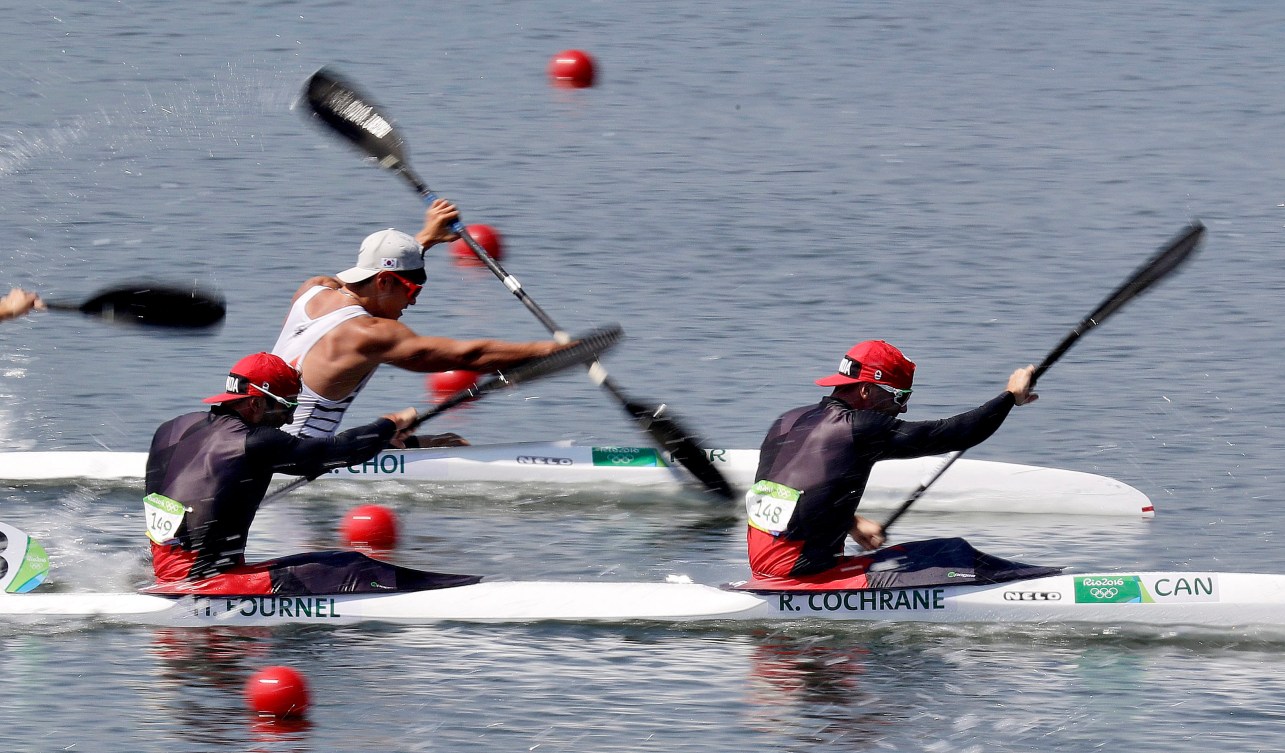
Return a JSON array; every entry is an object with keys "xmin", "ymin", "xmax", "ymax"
[
  {"xmin": 1036, "ymin": 222, "xmax": 1205, "ymax": 379},
  {"xmin": 1086, "ymin": 222, "xmax": 1205, "ymax": 326},
  {"xmin": 491, "ymin": 324, "xmax": 624, "ymax": 388},
  {"xmin": 304, "ymin": 67, "xmax": 408, "ymax": 169},
  {"xmin": 71, "ymin": 284, "xmax": 226, "ymax": 328},
  {"xmin": 621, "ymin": 399, "xmax": 735, "ymax": 501},
  {"xmin": 411, "ymin": 324, "xmax": 624, "ymax": 429}
]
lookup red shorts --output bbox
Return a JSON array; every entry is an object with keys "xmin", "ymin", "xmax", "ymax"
[
  {"xmin": 147, "ymin": 542, "xmax": 481, "ymax": 596},
  {"xmin": 146, "ymin": 542, "xmax": 273, "ymax": 595},
  {"xmin": 746, "ymin": 527, "xmax": 872, "ymax": 588}
]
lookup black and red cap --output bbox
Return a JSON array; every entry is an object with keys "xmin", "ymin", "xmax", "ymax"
[
  {"xmin": 202, "ymin": 352, "xmax": 302, "ymax": 405},
  {"xmin": 815, "ymin": 340, "xmax": 915, "ymax": 389}
]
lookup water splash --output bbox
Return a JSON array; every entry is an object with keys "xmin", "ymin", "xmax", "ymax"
[{"xmin": 0, "ymin": 64, "xmax": 302, "ymax": 178}]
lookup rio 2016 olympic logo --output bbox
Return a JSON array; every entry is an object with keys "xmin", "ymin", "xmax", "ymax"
[
  {"xmin": 592, "ymin": 448, "xmax": 660, "ymax": 467},
  {"xmin": 1074, "ymin": 575, "xmax": 1142, "ymax": 604}
]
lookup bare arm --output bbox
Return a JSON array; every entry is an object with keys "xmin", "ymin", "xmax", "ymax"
[{"xmin": 354, "ymin": 317, "xmax": 562, "ymax": 373}]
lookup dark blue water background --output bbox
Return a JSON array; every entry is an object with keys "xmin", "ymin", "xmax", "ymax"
[{"xmin": 2, "ymin": 2, "xmax": 1285, "ymax": 750}]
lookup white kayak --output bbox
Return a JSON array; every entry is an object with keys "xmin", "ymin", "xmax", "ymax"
[
  {"xmin": 0, "ymin": 571, "xmax": 1276, "ymax": 627},
  {"xmin": 0, "ymin": 441, "xmax": 1153, "ymax": 517}
]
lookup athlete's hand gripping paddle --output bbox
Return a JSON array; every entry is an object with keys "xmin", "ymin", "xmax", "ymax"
[
  {"xmin": 880, "ymin": 222, "xmax": 1206, "ymax": 534},
  {"xmin": 300, "ymin": 67, "xmax": 733, "ymax": 502}
]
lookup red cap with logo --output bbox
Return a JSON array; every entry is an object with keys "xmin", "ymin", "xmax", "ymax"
[
  {"xmin": 815, "ymin": 340, "xmax": 915, "ymax": 389},
  {"xmin": 202, "ymin": 352, "xmax": 302, "ymax": 405}
]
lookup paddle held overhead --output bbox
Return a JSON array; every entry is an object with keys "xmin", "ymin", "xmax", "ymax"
[{"xmin": 299, "ymin": 67, "xmax": 733, "ymax": 502}]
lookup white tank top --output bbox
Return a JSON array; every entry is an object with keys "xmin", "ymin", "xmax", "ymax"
[{"xmin": 271, "ymin": 286, "xmax": 374, "ymax": 437}]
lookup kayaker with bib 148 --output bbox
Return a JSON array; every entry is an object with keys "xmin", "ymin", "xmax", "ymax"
[
  {"xmin": 747, "ymin": 339, "xmax": 1038, "ymax": 586},
  {"xmin": 143, "ymin": 352, "xmax": 479, "ymax": 596},
  {"xmin": 271, "ymin": 199, "xmax": 567, "ymax": 447}
]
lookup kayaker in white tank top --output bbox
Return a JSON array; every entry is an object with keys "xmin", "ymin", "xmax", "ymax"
[
  {"xmin": 269, "ymin": 200, "xmax": 568, "ymax": 445},
  {"xmin": 271, "ymin": 285, "xmax": 373, "ymax": 437}
]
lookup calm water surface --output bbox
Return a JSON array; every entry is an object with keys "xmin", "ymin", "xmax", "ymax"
[{"xmin": 3, "ymin": 1, "xmax": 1285, "ymax": 751}]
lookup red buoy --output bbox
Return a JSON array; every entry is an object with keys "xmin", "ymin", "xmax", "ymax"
[
  {"xmin": 245, "ymin": 666, "xmax": 310, "ymax": 718},
  {"xmin": 428, "ymin": 369, "xmax": 482, "ymax": 401},
  {"xmin": 340, "ymin": 504, "xmax": 399, "ymax": 550},
  {"xmin": 548, "ymin": 49, "xmax": 596, "ymax": 88},
  {"xmin": 450, "ymin": 224, "xmax": 504, "ymax": 267}
]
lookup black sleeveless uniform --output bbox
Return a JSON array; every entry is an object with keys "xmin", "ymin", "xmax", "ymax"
[
  {"xmin": 749, "ymin": 393, "xmax": 1016, "ymax": 577},
  {"xmin": 145, "ymin": 408, "xmax": 479, "ymax": 595}
]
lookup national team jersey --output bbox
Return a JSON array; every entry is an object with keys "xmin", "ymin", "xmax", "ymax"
[
  {"xmin": 145, "ymin": 409, "xmax": 395, "ymax": 581},
  {"xmin": 748, "ymin": 393, "xmax": 1016, "ymax": 577}
]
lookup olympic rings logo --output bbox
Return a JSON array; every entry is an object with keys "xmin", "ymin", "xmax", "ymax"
[
  {"xmin": 1089, "ymin": 587, "xmax": 1119, "ymax": 599},
  {"xmin": 604, "ymin": 453, "xmax": 657, "ymax": 466}
]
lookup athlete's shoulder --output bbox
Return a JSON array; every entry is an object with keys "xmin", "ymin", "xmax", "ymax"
[
  {"xmin": 843, "ymin": 405, "xmax": 899, "ymax": 434},
  {"xmin": 814, "ymin": 396, "xmax": 886, "ymax": 425},
  {"xmin": 764, "ymin": 400, "xmax": 824, "ymax": 437},
  {"xmin": 292, "ymin": 276, "xmax": 340, "ymax": 302},
  {"xmin": 243, "ymin": 422, "xmax": 297, "ymax": 456},
  {"xmin": 341, "ymin": 314, "xmax": 415, "ymax": 346},
  {"xmin": 158, "ymin": 409, "xmax": 208, "ymax": 428},
  {"xmin": 151, "ymin": 410, "xmax": 207, "ymax": 441},
  {"xmin": 777, "ymin": 401, "xmax": 822, "ymax": 422}
]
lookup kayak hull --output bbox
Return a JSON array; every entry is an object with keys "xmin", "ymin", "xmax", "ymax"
[
  {"xmin": 1, "ymin": 572, "xmax": 1277, "ymax": 628},
  {"xmin": 0, "ymin": 442, "xmax": 1154, "ymax": 517}
]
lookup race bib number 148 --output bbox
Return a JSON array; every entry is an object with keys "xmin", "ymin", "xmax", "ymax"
[{"xmin": 746, "ymin": 480, "xmax": 800, "ymax": 535}]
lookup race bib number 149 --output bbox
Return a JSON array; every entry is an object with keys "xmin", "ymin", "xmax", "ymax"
[
  {"xmin": 746, "ymin": 480, "xmax": 800, "ymax": 535},
  {"xmin": 144, "ymin": 493, "xmax": 188, "ymax": 545}
]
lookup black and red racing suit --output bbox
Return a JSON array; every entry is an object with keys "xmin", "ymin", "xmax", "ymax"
[
  {"xmin": 748, "ymin": 393, "xmax": 1017, "ymax": 579},
  {"xmin": 144, "ymin": 408, "xmax": 479, "ymax": 595}
]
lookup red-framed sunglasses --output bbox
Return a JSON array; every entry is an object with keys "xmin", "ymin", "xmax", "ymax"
[{"xmin": 384, "ymin": 271, "xmax": 424, "ymax": 300}]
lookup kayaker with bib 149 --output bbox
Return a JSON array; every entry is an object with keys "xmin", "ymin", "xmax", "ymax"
[
  {"xmin": 143, "ymin": 352, "xmax": 479, "ymax": 596},
  {"xmin": 271, "ymin": 200, "xmax": 567, "ymax": 448},
  {"xmin": 746, "ymin": 339, "xmax": 1038, "ymax": 586}
]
